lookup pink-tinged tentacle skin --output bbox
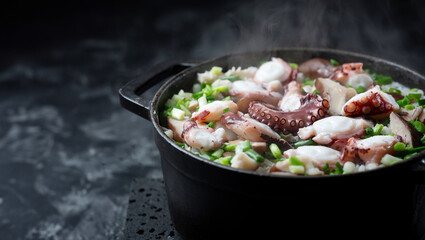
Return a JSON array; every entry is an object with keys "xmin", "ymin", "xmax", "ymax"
[
  {"xmin": 248, "ymin": 94, "xmax": 330, "ymax": 135},
  {"xmin": 342, "ymin": 86, "xmax": 399, "ymax": 118}
]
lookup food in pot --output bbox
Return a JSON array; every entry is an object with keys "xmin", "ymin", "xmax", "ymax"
[{"xmin": 162, "ymin": 58, "xmax": 425, "ymax": 176}]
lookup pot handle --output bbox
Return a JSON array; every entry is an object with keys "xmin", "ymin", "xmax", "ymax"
[{"xmin": 119, "ymin": 60, "xmax": 198, "ymax": 120}]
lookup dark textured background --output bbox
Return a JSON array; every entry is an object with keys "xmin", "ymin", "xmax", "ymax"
[{"xmin": 1, "ymin": 0, "xmax": 425, "ymax": 239}]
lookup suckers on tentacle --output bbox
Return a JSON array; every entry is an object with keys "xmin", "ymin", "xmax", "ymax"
[{"xmin": 248, "ymin": 94, "xmax": 330, "ymax": 134}]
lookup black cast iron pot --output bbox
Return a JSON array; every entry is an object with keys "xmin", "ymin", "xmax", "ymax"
[{"xmin": 119, "ymin": 48, "xmax": 425, "ymax": 240}]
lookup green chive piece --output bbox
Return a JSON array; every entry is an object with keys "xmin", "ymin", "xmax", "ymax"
[
  {"xmin": 213, "ymin": 156, "xmax": 232, "ymax": 166},
  {"xmin": 289, "ymin": 63, "xmax": 299, "ymax": 69},
  {"xmin": 207, "ymin": 121, "xmax": 215, "ymax": 128},
  {"xmin": 405, "ymin": 104, "xmax": 415, "ymax": 110},
  {"xmin": 220, "ymin": 75, "xmax": 242, "ymax": 81},
  {"xmin": 408, "ymin": 93, "xmax": 422, "ymax": 102},
  {"xmin": 175, "ymin": 141, "xmax": 185, "ymax": 147},
  {"xmin": 372, "ymin": 73, "xmax": 392, "ymax": 86},
  {"xmin": 418, "ymin": 99, "xmax": 425, "ymax": 106},
  {"xmin": 212, "ymin": 85, "xmax": 228, "ymax": 93},
  {"xmin": 334, "ymin": 162, "xmax": 343, "ymax": 174},
  {"xmin": 289, "ymin": 156, "xmax": 304, "ymax": 166},
  {"xmin": 404, "ymin": 152, "xmax": 418, "ymax": 160},
  {"xmin": 223, "ymin": 107, "xmax": 230, "ymax": 114},
  {"xmin": 211, "ymin": 149, "xmax": 224, "ymax": 160},
  {"xmin": 388, "ymin": 88, "xmax": 402, "ymax": 95},
  {"xmin": 394, "ymin": 142, "xmax": 406, "ymax": 152},
  {"xmin": 322, "ymin": 162, "xmax": 330, "ymax": 174},
  {"xmin": 409, "ymin": 121, "xmax": 425, "ymax": 133},
  {"xmin": 356, "ymin": 86, "xmax": 367, "ymax": 94},
  {"xmin": 330, "ymin": 59, "xmax": 339, "ymax": 66},
  {"xmin": 245, "ymin": 149, "xmax": 264, "ymax": 163},
  {"xmin": 373, "ymin": 124, "xmax": 384, "ymax": 135},
  {"xmin": 211, "ymin": 66, "xmax": 223, "ymax": 75},
  {"xmin": 294, "ymin": 138, "xmax": 317, "ymax": 148},
  {"xmin": 235, "ymin": 140, "xmax": 251, "ymax": 153},
  {"xmin": 397, "ymin": 96, "xmax": 411, "ymax": 107},
  {"xmin": 269, "ymin": 143, "xmax": 282, "ymax": 159},
  {"xmin": 223, "ymin": 144, "xmax": 236, "ymax": 152},
  {"xmin": 365, "ymin": 127, "xmax": 373, "ymax": 135}
]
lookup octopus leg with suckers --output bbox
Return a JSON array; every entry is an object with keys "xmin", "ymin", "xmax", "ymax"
[{"xmin": 248, "ymin": 94, "xmax": 330, "ymax": 135}]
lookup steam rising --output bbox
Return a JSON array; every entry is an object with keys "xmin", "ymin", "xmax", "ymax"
[{"xmin": 188, "ymin": 0, "xmax": 425, "ymax": 73}]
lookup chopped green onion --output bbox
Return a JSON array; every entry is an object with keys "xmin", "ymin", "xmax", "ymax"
[
  {"xmin": 312, "ymin": 90, "xmax": 319, "ymax": 95},
  {"xmin": 333, "ymin": 162, "xmax": 343, "ymax": 175},
  {"xmin": 245, "ymin": 149, "xmax": 264, "ymax": 163},
  {"xmin": 202, "ymin": 84, "xmax": 213, "ymax": 97},
  {"xmin": 211, "ymin": 149, "xmax": 224, "ymax": 159},
  {"xmin": 220, "ymin": 75, "xmax": 242, "ymax": 81},
  {"xmin": 397, "ymin": 96, "xmax": 411, "ymax": 107},
  {"xmin": 171, "ymin": 108, "xmax": 185, "ymax": 120},
  {"xmin": 372, "ymin": 73, "xmax": 392, "ymax": 86},
  {"xmin": 192, "ymin": 91, "xmax": 204, "ymax": 100},
  {"xmin": 175, "ymin": 141, "xmax": 185, "ymax": 147},
  {"xmin": 342, "ymin": 162, "xmax": 356, "ymax": 174},
  {"xmin": 213, "ymin": 156, "xmax": 232, "ymax": 166},
  {"xmin": 294, "ymin": 138, "xmax": 317, "ymax": 148},
  {"xmin": 235, "ymin": 140, "xmax": 251, "ymax": 153},
  {"xmin": 289, "ymin": 156, "xmax": 304, "ymax": 166},
  {"xmin": 289, "ymin": 63, "xmax": 299, "ymax": 69},
  {"xmin": 210, "ymin": 66, "xmax": 223, "ymax": 75},
  {"xmin": 364, "ymin": 68, "xmax": 371, "ymax": 74},
  {"xmin": 365, "ymin": 127, "xmax": 373, "ymax": 135},
  {"xmin": 373, "ymin": 124, "xmax": 384, "ymax": 135},
  {"xmin": 289, "ymin": 165, "xmax": 305, "ymax": 174},
  {"xmin": 409, "ymin": 120, "xmax": 425, "ymax": 133},
  {"xmin": 274, "ymin": 158, "xmax": 286, "ymax": 163},
  {"xmin": 223, "ymin": 144, "xmax": 236, "ymax": 152},
  {"xmin": 419, "ymin": 99, "xmax": 425, "ymax": 106},
  {"xmin": 212, "ymin": 85, "xmax": 229, "ymax": 93},
  {"xmin": 322, "ymin": 163, "xmax": 330, "ymax": 174},
  {"xmin": 207, "ymin": 122, "xmax": 215, "ymax": 128},
  {"xmin": 405, "ymin": 105, "xmax": 415, "ymax": 110},
  {"xmin": 388, "ymin": 88, "xmax": 401, "ymax": 95},
  {"xmin": 223, "ymin": 107, "xmax": 230, "ymax": 114},
  {"xmin": 269, "ymin": 143, "xmax": 282, "ymax": 159},
  {"xmin": 206, "ymin": 96, "xmax": 215, "ymax": 102},
  {"xmin": 404, "ymin": 152, "xmax": 418, "ymax": 160},
  {"xmin": 381, "ymin": 154, "xmax": 403, "ymax": 166},
  {"xmin": 356, "ymin": 86, "xmax": 367, "ymax": 94},
  {"xmin": 408, "ymin": 93, "xmax": 422, "ymax": 102},
  {"xmin": 421, "ymin": 135, "xmax": 425, "ymax": 145},
  {"xmin": 394, "ymin": 142, "xmax": 406, "ymax": 152},
  {"xmin": 330, "ymin": 59, "xmax": 339, "ymax": 66}
]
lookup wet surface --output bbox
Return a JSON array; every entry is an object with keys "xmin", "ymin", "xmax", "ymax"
[{"xmin": 1, "ymin": 0, "xmax": 425, "ymax": 239}]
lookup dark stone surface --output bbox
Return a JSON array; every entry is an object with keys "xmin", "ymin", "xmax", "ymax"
[
  {"xmin": 124, "ymin": 178, "xmax": 182, "ymax": 240},
  {"xmin": 1, "ymin": 0, "xmax": 425, "ymax": 239}
]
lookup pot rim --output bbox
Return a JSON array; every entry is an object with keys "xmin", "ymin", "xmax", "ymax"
[{"xmin": 151, "ymin": 47, "xmax": 425, "ymax": 180}]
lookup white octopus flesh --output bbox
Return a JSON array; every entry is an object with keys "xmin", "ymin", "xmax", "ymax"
[{"xmin": 297, "ymin": 116, "xmax": 373, "ymax": 144}]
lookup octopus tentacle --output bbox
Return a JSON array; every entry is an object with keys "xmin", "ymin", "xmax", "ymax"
[{"xmin": 248, "ymin": 94, "xmax": 330, "ymax": 134}]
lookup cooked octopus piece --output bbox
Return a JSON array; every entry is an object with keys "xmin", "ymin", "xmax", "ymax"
[
  {"xmin": 297, "ymin": 116, "xmax": 373, "ymax": 144},
  {"xmin": 315, "ymin": 78, "xmax": 356, "ymax": 116},
  {"xmin": 342, "ymin": 85, "xmax": 399, "ymax": 119},
  {"xmin": 341, "ymin": 135, "xmax": 399, "ymax": 165}
]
